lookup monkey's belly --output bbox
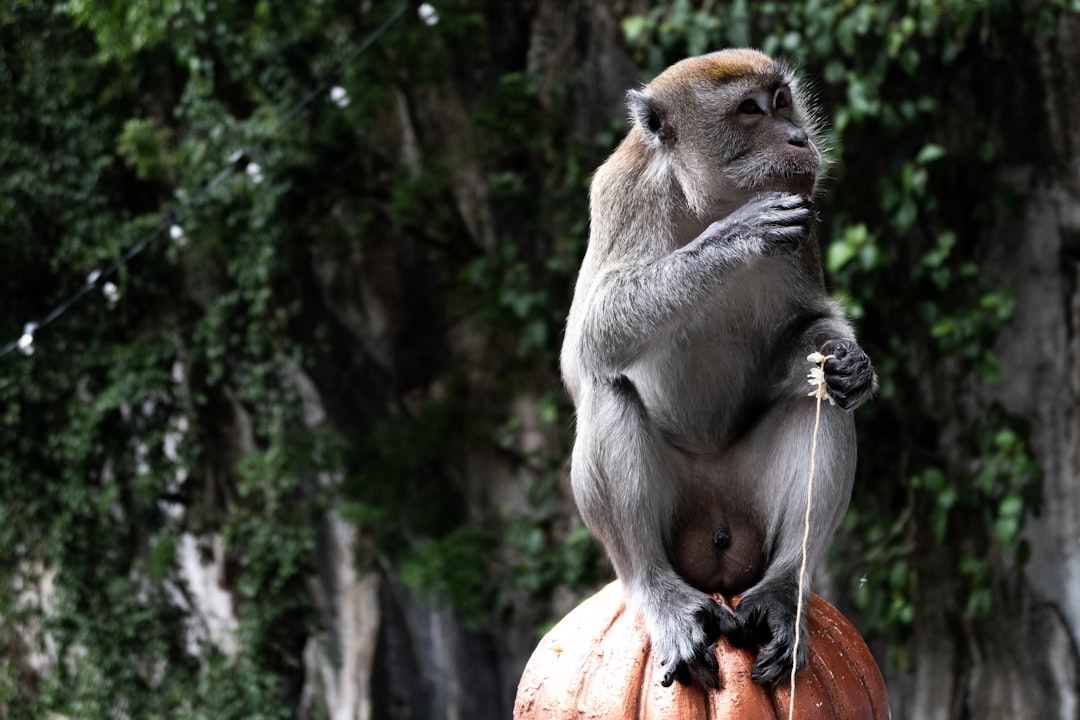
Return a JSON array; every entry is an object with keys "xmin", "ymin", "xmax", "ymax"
[{"xmin": 672, "ymin": 507, "xmax": 765, "ymax": 596}]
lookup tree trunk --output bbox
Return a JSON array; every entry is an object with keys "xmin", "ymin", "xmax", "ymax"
[{"xmin": 889, "ymin": 10, "xmax": 1080, "ymax": 718}]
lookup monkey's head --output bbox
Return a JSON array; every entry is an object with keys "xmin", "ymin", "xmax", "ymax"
[{"xmin": 626, "ymin": 49, "xmax": 826, "ymax": 216}]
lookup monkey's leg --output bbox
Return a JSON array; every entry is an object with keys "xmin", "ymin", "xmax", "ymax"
[
  {"xmin": 728, "ymin": 396, "xmax": 857, "ymax": 685},
  {"xmin": 570, "ymin": 379, "xmax": 739, "ymax": 689}
]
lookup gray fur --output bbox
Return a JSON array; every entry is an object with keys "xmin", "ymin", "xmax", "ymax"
[{"xmin": 560, "ymin": 50, "xmax": 876, "ymax": 689}]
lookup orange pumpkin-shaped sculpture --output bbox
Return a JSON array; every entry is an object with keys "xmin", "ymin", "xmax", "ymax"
[{"xmin": 514, "ymin": 581, "xmax": 890, "ymax": 719}]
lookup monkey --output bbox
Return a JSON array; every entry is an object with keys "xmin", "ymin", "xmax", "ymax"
[{"xmin": 560, "ymin": 49, "xmax": 877, "ymax": 690}]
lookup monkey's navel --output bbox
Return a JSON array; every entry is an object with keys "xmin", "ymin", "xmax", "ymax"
[{"xmin": 713, "ymin": 529, "xmax": 732, "ymax": 550}]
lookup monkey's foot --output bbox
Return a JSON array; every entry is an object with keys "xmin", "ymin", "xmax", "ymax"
[
  {"xmin": 648, "ymin": 596, "xmax": 738, "ymax": 690},
  {"xmin": 732, "ymin": 587, "xmax": 807, "ymax": 685},
  {"xmin": 820, "ymin": 338, "xmax": 876, "ymax": 410}
]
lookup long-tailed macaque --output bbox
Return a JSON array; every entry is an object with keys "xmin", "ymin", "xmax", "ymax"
[{"xmin": 560, "ymin": 49, "xmax": 877, "ymax": 689}]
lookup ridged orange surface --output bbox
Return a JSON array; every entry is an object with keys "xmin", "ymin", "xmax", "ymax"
[{"xmin": 514, "ymin": 581, "xmax": 890, "ymax": 720}]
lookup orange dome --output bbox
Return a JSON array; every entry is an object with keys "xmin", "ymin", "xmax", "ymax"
[{"xmin": 514, "ymin": 581, "xmax": 891, "ymax": 719}]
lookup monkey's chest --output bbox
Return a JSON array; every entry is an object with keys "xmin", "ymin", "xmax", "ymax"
[{"xmin": 639, "ymin": 336, "xmax": 774, "ymax": 445}]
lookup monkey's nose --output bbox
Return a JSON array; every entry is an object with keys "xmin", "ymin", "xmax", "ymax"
[{"xmin": 787, "ymin": 128, "xmax": 809, "ymax": 147}]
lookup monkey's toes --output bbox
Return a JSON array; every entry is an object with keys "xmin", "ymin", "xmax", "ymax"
[
  {"xmin": 750, "ymin": 635, "xmax": 805, "ymax": 686},
  {"xmin": 660, "ymin": 661, "xmax": 688, "ymax": 688},
  {"xmin": 658, "ymin": 600, "xmax": 735, "ymax": 690},
  {"xmin": 734, "ymin": 593, "xmax": 806, "ymax": 686},
  {"xmin": 700, "ymin": 600, "xmax": 741, "ymax": 641},
  {"xmin": 661, "ymin": 644, "xmax": 721, "ymax": 690},
  {"xmin": 689, "ymin": 646, "xmax": 722, "ymax": 689}
]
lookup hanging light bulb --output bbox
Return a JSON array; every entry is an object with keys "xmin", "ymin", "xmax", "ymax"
[
  {"xmin": 170, "ymin": 223, "xmax": 187, "ymax": 247},
  {"xmin": 246, "ymin": 163, "xmax": 264, "ymax": 184},
  {"xmin": 418, "ymin": 3, "xmax": 439, "ymax": 26},
  {"xmin": 17, "ymin": 322, "xmax": 37, "ymax": 356},
  {"xmin": 330, "ymin": 85, "xmax": 350, "ymax": 108},
  {"xmin": 102, "ymin": 282, "xmax": 120, "ymax": 304}
]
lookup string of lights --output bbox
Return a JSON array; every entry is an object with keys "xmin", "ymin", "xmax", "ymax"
[{"xmin": 0, "ymin": 1, "xmax": 432, "ymax": 360}]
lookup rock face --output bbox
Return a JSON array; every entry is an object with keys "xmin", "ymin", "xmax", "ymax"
[
  {"xmin": 887, "ymin": 10, "xmax": 1080, "ymax": 720},
  {"xmin": 288, "ymin": 3, "xmax": 638, "ymax": 718},
  {"xmin": 972, "ymin": 13, "xmax": 1080, "ymax": 718},
  {"xmin": 1017, "ymin": 13, "xmax": 1080, "ymax": 707}
]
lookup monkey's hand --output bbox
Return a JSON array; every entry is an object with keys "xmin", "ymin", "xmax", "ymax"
[
  {"xmin": 819, "ymin": 338, "xmax": 877, "ymax": 410},
  {"xmin": 701, "ymin": 192, "xmax": 815, "ymax": 258},
  {"xmin": 648, "ymin": 591, "xmax": 740, "ymax": 690},
  {"xmin": 730, "ymin": 585, "xmax": 807, "ymax": 686}
]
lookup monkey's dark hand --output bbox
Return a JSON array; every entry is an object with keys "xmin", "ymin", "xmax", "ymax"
[
  {"xmin": 731, "ymin": 585, "xmax": 807, "ymax": 686},
  {"xmin": 697, "ymin": 192, "xmax": 815, "ymax": 260},
  {"xmin": 746, "ymin": 191, "xmax": 815, "ymax": 256},
  {"xmin": 820, "ymin": 338, "xmax": 877, "ymax": 410},
  {"xmin": 655, "ymin": 598, "xmax": 740, "ymax": 690}
]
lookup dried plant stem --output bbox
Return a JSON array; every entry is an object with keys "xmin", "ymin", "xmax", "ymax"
[{"xmin": 789, "ymin": 353, "xmax": 833, "ymax": 720}]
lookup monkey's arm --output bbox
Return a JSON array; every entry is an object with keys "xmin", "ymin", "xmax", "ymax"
[{"xmin": 574, "ymin": 193, "xmax": 813, "ymax": 372}]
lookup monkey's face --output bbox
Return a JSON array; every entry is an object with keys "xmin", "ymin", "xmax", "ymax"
[
  {"xmin": 716, "ymin": 79, "xmax": 822, "ymax": 198},
  {"xmin": 628, "ymin": 49, "xmax": 825, "ymax": 215}
]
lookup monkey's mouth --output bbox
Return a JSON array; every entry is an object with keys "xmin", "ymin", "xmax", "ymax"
[
  {"xmin": 761, "ymin": 172, "xmax": 817, "ymax": 197},
  {"xmin": 726, "ymin": 153, "xmax": 820, "ymax": 197}
]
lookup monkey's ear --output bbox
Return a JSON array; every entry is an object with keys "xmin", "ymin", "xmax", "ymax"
[{"xmin": 628, "ymin": 89, "xmax": 676, "ymax": 146}]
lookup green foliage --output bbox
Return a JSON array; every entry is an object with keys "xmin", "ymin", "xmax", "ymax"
[
  {"xmin": 506, "ymin": 521, "xmax": 604, "ymax": 602},
  {"xmin": 401, "ymin": 526, "xmax": 496, "ymax": 627},
  {"xmin": 463, "ymin": 244, "xmax": 565, "ymax": 358},
  {"xmin": 0, "ymin": 0, "xmax": 376, "ymax": 715},
  {"xmin": 117, "ymin": 118, "xmax": 174, "ymax": 181},
  {"xmin": 6, "ymin": 5, "xmax": 599, "ymax": 711},
  {"xmin": 341, "ymin": 396, "xmax": 463, "ymax": 556}
]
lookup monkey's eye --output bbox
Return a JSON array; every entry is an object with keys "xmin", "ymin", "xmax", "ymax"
[
  {"xmin": 646, "ymin": 108, "xmax": 663, "ymax": 134},
  {"xmin": 737, "ymin": 99, "xmax": 762, "ymax": 115},
  {"xmin": 775, "ymin": 91, "xmax": 790, "ymax": 110}
]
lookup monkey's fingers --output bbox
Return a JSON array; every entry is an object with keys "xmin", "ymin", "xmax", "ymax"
[
  {"xmin": 757, "ymin": 195, "xmax": 815, "ymax": 256},
  {"xmin": 820, "ymin": 338, "xmax": 877, "ymax": 410}
]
